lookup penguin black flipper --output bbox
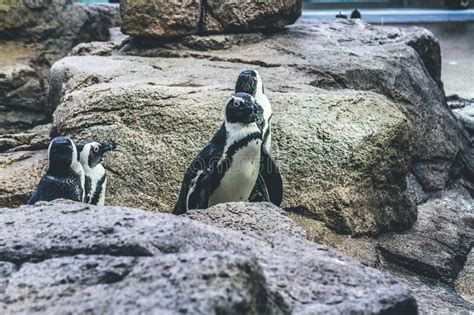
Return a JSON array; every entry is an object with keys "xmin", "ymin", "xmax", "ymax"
[
  {"xmin": 249, "ymin": 150, "xmax": 283, "ymax": 206},
  {"xmin": 28, "ymin": 175, "xmax": 83, "ymax": 205},
  {"xmin": 172, "ymin": 126, "xmax": 226, "ymax": 215}
]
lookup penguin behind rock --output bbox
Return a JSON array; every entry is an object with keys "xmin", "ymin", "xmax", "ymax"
[
  {"xmin": 235, "ymin": 69, "xmax": 283, "ymax": 206},
  {"xmin": 235, "ymin": 69, "xmax": 272, "ymax": 152},
  {"xmin": 351, "ymin": 9, "xmax": 361, "ymax": 19},
  {"xmin": 76, "ymin": 140, "xmax": 117, "ymax": 206},
  {"xmin": 173, "ymin": 92, "xmax": 263, "ymax": 215},
  {"xmin": 336, "ymin": 11, "xmax": 347, "ymax": 19},
  {"xmin": 28, "ymin": 136, "xmax": 85, "ymax": 204}
]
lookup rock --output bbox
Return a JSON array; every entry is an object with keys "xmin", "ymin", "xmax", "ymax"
[
  {"xmin": 406, "ymin": 173, "xmax": 429, "ymax": 205},
  {"xmin": 0, "ymin": 1, "xmax": 121, "ymax": 133},
  {"xmin": 186, "ymin": 202, "xmax": 307, "ymax": 241},
  {"xmin": 120, "ymin": 0, "xmax": 301, "ymax": 38},
  {"xmin": 0, "ymin": 200, "xmax": 417, "ymax": 314},
  {"xmin": 0, "ymin": 150, "xmax": 47, "ymax": 207},
  {"xmin": 290, "ymin": 188, "xmax": 474, "ymax": 313},
  {"xmin": 0, "ymin": 123, "xmax": 51, "ymax": 153},
  {"xmin": 0, "ymin": 1, "xmax": 120, "ymax": 42},
  {"xmin": 389, "ymin": 268, "xmax": 474, "ymax": 314},
  {"xmin": 120, "ymin": 0, "xmax": 201, "ymax": 38},
  {"xmin": 456, "ymin": 250, "xmax": 474, "ymax": 303},
  {"xmin": 46, "ymin": 53, "xmax": 415, "ymax": 236},
  {"xmin": 0, "ymin": 42, "xmax": 47, "ymax": 133},
  {"xmin": 452, "ymin": 98, "xmax": 474, "ymax": 133},
  {"xmin": 201, "ymin": 0, "xmax": 302, "ymax": 34},
  {"xmin": 378, "ymin": 187, "xmax": 473, "ymax": 284},
  {"xmin": 121, "ymin": 19, "xmax": 469, "ymax": 193}
]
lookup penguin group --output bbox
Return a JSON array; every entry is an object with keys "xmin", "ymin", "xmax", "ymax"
[
  {"xmin": 29, "ymin": 69, "xmax": 283, "ymax": 214},
  {"xmin": 29, "ymin": 137, "xmax": 116, "ymax": 206}
]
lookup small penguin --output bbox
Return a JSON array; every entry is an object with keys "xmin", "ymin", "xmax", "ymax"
[
  {"xmin": 76, "ymin": 140, "xmax": 117, "ymax": 206},
  {"xmin": 235, "ymin": 69, "xmax": 283, "ymax": 206},
  {"xmin": 351, "ymin": 9, "xmax": 361, "ymax": 19},
  {"xmin": 28, "ymin": 136, "xmax": 85, "ymax": 204},
  {"xmin": 336, "ymin": 11, "xmax": 347, "ymax": 19},
  {"xmin": 173, "ymin": 92, "xmax": 263, "ymax": 215}
]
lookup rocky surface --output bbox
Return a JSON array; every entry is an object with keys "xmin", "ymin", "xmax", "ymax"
[
  {"xmin": 0, "ymin": 200, "xmax": 417, "ymax": 314},
  {"xmin": 120, "ymin": 20, "xmax": 470, "ymax": 195},
  {"xmin": 456, "ymin": 250, "xmax": 474, "ymax": 304},
  {"xmin": 293, "ymin": 186, "xmax": 474, "ymax": 313},
  {"xmin": 120, "ymin": 0, "xmax": 201, "ymax": 38},
  {"xmin": 120, "ymin": 0, "xmax": 302, "ymax": 38},
  {"xmin": 0, "ymin": 0, "xmax": 120, "ymax": 134},
  {"xmin": 1, "ymin": 17, "xmax": 473, "ymax": 314},
  {"xmin": 44, "ymin": 54, "xmax": 415, "ymax": 236},
  {"xmin": 201, "ymin": 0, "xmax": 302, "ymax": 34},
  {"xmin": 0, "ymin": 42, "xmax": 46, "ymax": 133},
  {"xmin": 378, "ymin": 187, "xmax": 472, "ymax": 284}
]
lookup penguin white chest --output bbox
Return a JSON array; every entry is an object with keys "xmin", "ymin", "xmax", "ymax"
[
  {"xmin": 209, "ymin": 139, "xmax": 262, "ymax": 206},
  {"xmin": 85, "ymin": 165, "xmax": 106, "ymax": 205}
]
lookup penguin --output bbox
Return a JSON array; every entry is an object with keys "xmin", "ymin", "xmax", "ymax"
[
  {"xmin": 235, "ymin": 69, "xmax": 283, "ymax": 206},
  {"xmin": 76, "ymin": 140, "xmax": 117, "ymax": 206},
  {"xmin": 336, "ymin": 11, "xmax": 347, "ymax": 19},
  {"xmin": 173, "ymin": 92, "xmax": 263, "ymax": 215},
  {"xmin": 28, "ymin": 136, "xmax": 85, "ymax": 204},
  {"xmin": 351, "ymin": 9, "xmax": 361, "ymax": 19}
]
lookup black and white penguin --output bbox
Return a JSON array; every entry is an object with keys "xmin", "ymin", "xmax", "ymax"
[
  {"xmin": 351, "ymin": 9, "xmax": 361, "ymax": 19},
  {"xmin": 235, "ymin": 69, "xmax": 283, "ymax": 206},
  {"xmin": 76, "ymin": 140, "xmax": 117, "ymax": 206},
  {"xmin": 173, "ymin": 92, "xmax": 263, "ymax": 215},
  {"xmin": 28, "ymin": 136, "xmax": 85, "ymax": 204},
  {"xmin": 336, "ymin": 11, "xmax": 348, "ymax": 19}
]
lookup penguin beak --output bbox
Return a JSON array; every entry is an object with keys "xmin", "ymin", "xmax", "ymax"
[{"xmin": 100, "ymin": 140, "xmax": 117, "ymax": 154}]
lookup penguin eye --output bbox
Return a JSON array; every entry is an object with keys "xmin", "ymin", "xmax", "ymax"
[
  {"xmin": 233, "ymin": 101, "xmax": 242, "ymax": 108},
  {"xmin": 93, "ymin": 146, "xmax": 99, "ymax": 153}
]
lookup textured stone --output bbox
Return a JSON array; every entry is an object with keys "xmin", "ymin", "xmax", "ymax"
[
  {"xmin": 0, "ymin": 42, "xmax": 47, "ymax": 133},
  {"xmin": 0, "ymin": 200, "xmax": 417, "ymax": 314},
  {"xmin": 120, "ymin": 20, "xmax": 470, "ymax": 194},
  {"xmin": 120, "ymin": 0, "xmax": 201, "ymax": 38},
  {"xmin": 0, "ymin": 1, "xmax": 120, "ymax": 133},
  {"xmin": 379, "ymin": 187, "xmax": 473, "ymax": 284},
  {"xmin": 186, "ymin": 202, "xmax": 307, "ymax": 241},
  {"xmin": 202, "ymin": 0, "xmax": 302, "ymax": 34},
  {"xmin": 390, "ymin": 268, "xmax": 474, "ymax": 314},
  {"xmin": 455, "ymin": 250, "xmax": 474, "ymax": 304},
  {"xmin": 0, "ymin": 150, "xmax": 47, "ymax": 207},
  {"xmin": 119, "ymin": 0, "xmax": 301, "ymax": 38}
]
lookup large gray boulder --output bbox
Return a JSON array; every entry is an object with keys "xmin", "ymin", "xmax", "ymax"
[
  {"xmin": 0, "ymin": 0, "xmax": 120, "ymax": 134},
  {"xmin": 456, "ymin": 249, "xmax": 474, "ymax": 303},
  {"xmin": 120, "ymin": 20, "xmax": 469, "ymax": 194},
  {"xmin": 120, "ymin": 0, "xmax": 201, "ymax": 38},
  {"xmin": 0, "ymin": 200, "xmax": 417, "ymax": 314},
  {"xmin": 120, "ymin": 0, "xmax": 302, "ymax": 38},
  {"xmin": 0, "ymin": 42, "xmax": 47, "ymax": 133},
  {"xmin": 378, "ymin": 187, "xmax": 473, "ymax": 284},
  {"xmin": 44, "ymin": 53, "xmax": 415, "ymax": 236}
]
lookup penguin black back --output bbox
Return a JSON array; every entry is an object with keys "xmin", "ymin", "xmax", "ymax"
[{"xmin": 28, "ymin": 137, "xmax": 85, "ymax": 204}]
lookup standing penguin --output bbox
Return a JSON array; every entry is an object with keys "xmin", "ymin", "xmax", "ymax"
[
  {"xmin": 235, "ymin": 69, "xmax": 283, "ymax": 206},
  {"xmin": 76, "ymin": 140, "xmax": 117, "ymax": 206},
  {"xmin": 28, "ymin": 136, "xmax": 85, "ymax": 204},
  {"xmin": 173, "ymin": 92, "xmax": 264, "ymax": 215}
]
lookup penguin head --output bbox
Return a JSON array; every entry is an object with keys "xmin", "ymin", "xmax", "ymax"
[
  {"xmin": 47, "ymin": 136, "xmax": 79, "ymax": 174},
  {"xmin": 225, "ymin": 92, "xmax": 261, "ymax": 125},
  {"xmin": 77, "ymin": 140, "xmax": 117, "ymax": 169},
  {"xmin": 235, "ymin": 69, "xmax": 264, "ymax": 96}
]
